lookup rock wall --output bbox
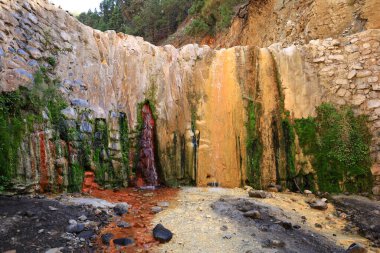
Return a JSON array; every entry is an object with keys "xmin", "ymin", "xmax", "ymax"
[
  {"xmin": 0, "ymin": 0, "xmax": 254, "ymax": 190},
  {"xmin": 0, "ymin": 0, "xmax": 379, "ymax": 194},
  {"xmin": 218, "ymin": 0, "xmax": 380, "ymax": 48}
]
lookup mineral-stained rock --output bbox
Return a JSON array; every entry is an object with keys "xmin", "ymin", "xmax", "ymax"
[{"xmin": 0, "ymin": 0, "xmax": 379, "ymax": 194}]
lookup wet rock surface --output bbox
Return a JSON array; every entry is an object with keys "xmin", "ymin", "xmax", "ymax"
[
  {"xmin": 0, "ymin": 195, "xmax": 111, "ymax": 253},
  {"xmin": 332, "ymin": 195, "xmax": 380, "ymax": 247}
]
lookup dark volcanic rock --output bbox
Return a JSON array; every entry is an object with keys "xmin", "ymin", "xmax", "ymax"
[
  {"xmin": 77, "ymin": 230, "xmax": 95, "ymax": 240},
  {"xmin": 101, "ymin": 233, "xmax": 114, "ymax": 245},
  {"xmin": 346, "ymin": 243, "xmax": 367, "ymax": 253},
  {"xmin": 280, "ymin": 221, "xmax": 293, "ymax": 230},
  {"xmin": 153, "ymin": 224, "xmax": 173, "ymax": 243},
  {"xmin": 113, "ymin": 203, "xmax": 129, "ymax": 216},
  {"xmin": 113, "ymin": 238, "xmax": 134, "ymax": 246}
]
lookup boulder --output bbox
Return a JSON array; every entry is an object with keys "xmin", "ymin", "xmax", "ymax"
[
  {"xmin": 153, "ymin": 224, "xmax": 173, "ymax": 243},
  {"xmin": 248, "ymin": 190, "xmax": 272, "ymax": 198}
]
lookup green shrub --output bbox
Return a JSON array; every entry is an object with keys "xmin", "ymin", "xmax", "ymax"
[{"xmin": 185, "ymin": 18, "xmax": 210, "ymax": 36}]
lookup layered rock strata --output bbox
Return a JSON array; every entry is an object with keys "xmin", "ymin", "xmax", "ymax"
[{"xmin": 0, "ymin": 0, "xmax": 379, "ymax": 194}]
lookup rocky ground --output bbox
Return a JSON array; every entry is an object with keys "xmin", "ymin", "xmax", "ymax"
[
  {"xmin": 0, "ymin": 187, "xmax": 379, "ymax": 253},
  {"xmin": 0, "ymin": 194, "xmax": 112, "ymax": 253},
  {"xmin": 153, "ymin": 187, "xmax": 380, "ymax": 253}
]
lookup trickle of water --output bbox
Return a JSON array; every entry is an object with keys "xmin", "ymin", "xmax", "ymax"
[{"xmin": 136, "ymin": 104, "xmax": 159, "ymax": 186}]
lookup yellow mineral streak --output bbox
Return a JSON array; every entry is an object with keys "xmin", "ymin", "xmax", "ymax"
[
  {"xmin": 256, "ymin": 48, "xmax": 281, "ymax": 187},
  {"xmin": 196, "ymin": 48, "xmax": 247, "ymax": 187}
]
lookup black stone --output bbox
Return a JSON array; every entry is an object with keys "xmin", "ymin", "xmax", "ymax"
[
  {"xmin": 113, "ymin": 238, "xmax": 134, "ymax": 246},
  {"xmin": 101, "ymin": 233, "xmax": 114, "ymax": 245},
  {"xmin": 113, "ymin": 203, "xmax": 129, "ymax": 216},
  {"xmin": 280, "ymin": 221, "xmax": 293, "ymax": 230},
  {"xmin": 153, "ymin": 224, "xmax": 173, "ymax": 243},
  {"xmin": 77, "ymin": 230, "xmax": 95, "ymax": 240}
]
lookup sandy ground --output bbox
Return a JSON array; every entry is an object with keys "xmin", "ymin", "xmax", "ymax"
[{"xmin": 153, "ymin": 187, "xmax": 380, "ymax": 253}]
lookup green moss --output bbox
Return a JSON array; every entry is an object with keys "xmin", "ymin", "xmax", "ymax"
[
  {"xmin": 295, "ymin": 103, "xmax": 372, "ymax": 193},
  {"xmin": 282, "ymin": 113, "xmax": 296, "ymax": 179},
  {"xmin": 46, "ymin": 56, "xmax": 57, "ymax": 67},
  {"xmin": 93, "ymin": 119, "xmax": 112, "ymax": 186},
  {"xmin": 119, "ymin": 113, "xmax": 130, "ymax": 179},
  {"xmin": 246, "ymin": 101, "xmax": 263, "ymax": 189},
  {"xmin": 0, "ymin": 62, "xmax": 67, "ymax": 189},
  {"xmin": 68, "ymin": 163, "xmax": 84, "ymax": 192}
]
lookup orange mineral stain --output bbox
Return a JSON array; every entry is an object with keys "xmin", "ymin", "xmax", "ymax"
[
  {"xmin": 39, "ymin": 132, "xmax": 48, "ymax": 192},
  {"xmin": 91, "ymin": 187, "xmax": 179, "ymax": 252}
]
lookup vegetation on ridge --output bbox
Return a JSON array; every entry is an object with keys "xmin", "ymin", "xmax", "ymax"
[{"xmin": 77, "ymin": 0, "xmax": 246, "ymax": 43}]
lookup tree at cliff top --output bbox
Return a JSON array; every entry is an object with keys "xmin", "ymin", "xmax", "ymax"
[
  {"xmin": 77, "ymin": 0, "xmax": 193, "ymax": 43},
  {"xmin": 77, "ymin": 0, "xmax": 246, "ymax": 43}
]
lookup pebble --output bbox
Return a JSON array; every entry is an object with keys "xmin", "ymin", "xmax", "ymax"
[
  {"xmin": 114, "ymin": 203, "xmax": 129, "ymax": 216},
  {"xmin": 117, "ymin": 221, "xmax": 131, "ymax": 228},
  {"xmin": 220, "ymin": 225, "xmax": 228, "ymax": 231},
  {"xmin": 223, "ymin": 234, "xmax": 232, "ymax": 239},
  {"xmin": 243, "ymin": 210, "xmax": 261, "ymax": 219},
  {"xmin": 304, "ymin": 190, "xmax": 312, "ymax": 194},
  {"xmin": 113, "ymin": 238, "xmax": 134, "ymax": 246},
  {"xmin": 66, "ymin": 223, "xmax": 85, "ymax": 233},
  {"xmin": 157, "ymin": 201, "xmax": 170, "ymax": 207},
  {"xmin": 78, "ymin": 215, "xmax": 87, "ymax": 221},
  {"xmin": 48, "ymin": 206, "xmax": 58, "ymax": 211},
  {"xmin": 151, "ymin": 206, "xmax": 163, "ymax": 214},
  {"xmin": 309, "ymin": 200, "xmax": 328, "ymax": 210},
  {"xmin": 262, "ymin": 239, "xmax": 286, "ymax": 248},
  {"xmin": 248, "ymin": 190, "xmax": 272, "ymax": 199}
]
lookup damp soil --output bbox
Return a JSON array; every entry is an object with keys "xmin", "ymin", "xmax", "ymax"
[
  {"xmin": 90, "ymin": 187, "xmax": 179, "ymax": 252},
  {"xmin": 0, "ymin": 195, "xmax": 108, "ymax": 253}
]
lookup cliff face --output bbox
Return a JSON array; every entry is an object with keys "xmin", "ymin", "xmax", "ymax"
[{"xmin": 0, "ymin": 0, "xmax": 379, "ymax": 194}]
